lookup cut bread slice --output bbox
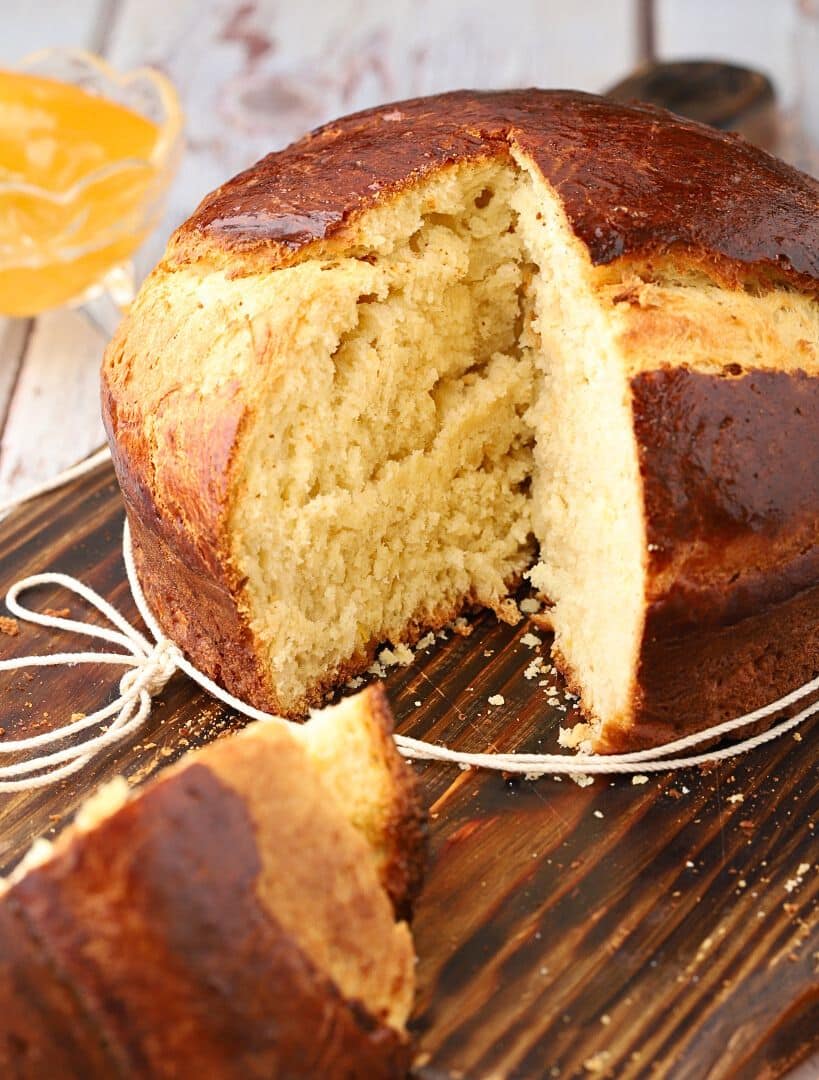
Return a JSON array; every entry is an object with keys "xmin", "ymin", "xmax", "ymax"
[
  {"xmin": 0, "ymin": 685, "xmax": 423, "ymax": 1078},
  {"xmin": 295, "ymin": 684, "xmax": 425, "ymax": 918}
]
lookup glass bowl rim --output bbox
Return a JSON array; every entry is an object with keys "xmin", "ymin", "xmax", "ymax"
[{"xmin": 0, "ymin": 47, "xmax": 183, "ymax": 203}]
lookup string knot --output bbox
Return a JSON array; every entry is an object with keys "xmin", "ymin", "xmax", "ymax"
[
  {"xmin": 119, "ymin": 638, "xmax": 179, "ymax": 698},
  {"xmin": 0, "ymin": 571, "xmax": 184, "ymax": 792}
]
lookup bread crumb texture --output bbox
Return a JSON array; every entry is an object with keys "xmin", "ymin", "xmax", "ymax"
[
  {"xmin": 225, "ymin": 157, "xmax": 647, "ymax": 735},
  {"xmin": 108, "ymin": 144, "xmax": 819, "ymax": 747}
]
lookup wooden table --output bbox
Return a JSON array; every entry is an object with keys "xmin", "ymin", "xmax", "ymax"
[
  {"xmin": 1, "ymin": 461, "xmax": 818, "ymax": 1079},
  {"xmin": 1, "ymin": 2, "xmax": 817, "ymax": 1076}
]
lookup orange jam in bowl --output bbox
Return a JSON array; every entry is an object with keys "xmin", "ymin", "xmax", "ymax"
[{"xmin": 0, "ymin": 51, "xmax": 181, "ymax": 317}]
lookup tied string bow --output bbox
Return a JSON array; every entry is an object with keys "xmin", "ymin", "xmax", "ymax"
[
  {"xmin": 0, "ymin": 518, "xmax": 815, "ymax": 791},
  {"xmin": 0, "ymin": 571, "xmax": 180, "ymax": 792}
]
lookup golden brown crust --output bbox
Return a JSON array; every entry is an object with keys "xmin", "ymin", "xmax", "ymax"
[
  {"xmin": 633, "ymin": 366, "xmax": 819, "ymax": 604},
  {"xmin": 5, "ymin": 763, "xmax": 412, "ymax": 1078},
  {"xmin": 127, "ymin": 509, "xmax": 276, "ymax": 712},
  {"xmin": 0, "ymin": 901, "xmax": 114, "ymax": 1077},
  {"xmin": 178, "ymin": 90, "xmax": 819, "ymax": 295},
  {"xmin": 593, "ymin": 579, "xmax": 819, "ymax": 754},
  {"xmin": 589, "ymin": 366, "xmax": 819, "ymax": 753}
]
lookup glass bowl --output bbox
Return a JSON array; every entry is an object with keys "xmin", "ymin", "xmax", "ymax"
[{"xmin": 0, "ymin": 48, "xmax": 182, "ymax": 317}]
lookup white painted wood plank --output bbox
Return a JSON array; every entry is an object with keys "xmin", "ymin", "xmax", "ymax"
[
  {"xmin": 0, "ymin": 310, "xmax": 106, "ymax": 502},
  {"xmin": 106, "ymin": 0, "xmax": 636, "ymax": 275},
  {"xmin": 0, "ymin": 0, "xmax": 106, "ymax": 65},
  {"xmin": 793, "ymin": 0, "xmax": 819, "ymax": 161},
  {"xmin": 656, "ymin": 0, "xmax": 798, "ymax": 106},
  {"xmin": 0, "ymin": 319, "xmax": 30, "ymax": 426}
]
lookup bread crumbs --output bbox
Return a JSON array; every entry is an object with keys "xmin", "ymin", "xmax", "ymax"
[
  {"xmin": 524, "ymin": 657, "xmax": 545, "ymax": 679},
  {"xmin": 584, "ymin": 1051, "xmax": 611, "ymax": 1073},
  {"xmin": 571, "ymin": 773, "xmax": 594, "ymax": 787},
  {"xmin": 378, "ymin": 643, "xmax": 414, "ymax": 668}
]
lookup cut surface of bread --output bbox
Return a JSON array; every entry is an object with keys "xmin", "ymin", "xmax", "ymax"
[
  {"xmin": 229, "ymin": 162, "xmax": 537, "ymax": 708},
  {"xmin": 103, "ymin": 89, "xmax": 819, "ymax": 752},
  {"xmin": 0, "ymin": 685, "xmax": 422, "ymax": 1079}
]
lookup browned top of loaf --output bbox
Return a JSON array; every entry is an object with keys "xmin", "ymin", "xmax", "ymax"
[{"xmin": 176, "ymin": 89, "xmax": 819, "ymax": 294}]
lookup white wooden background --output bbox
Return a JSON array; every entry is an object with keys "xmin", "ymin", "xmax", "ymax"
[{"xmin": 0, "ymin": 4, "xmax": 818, "ymax": 1075}]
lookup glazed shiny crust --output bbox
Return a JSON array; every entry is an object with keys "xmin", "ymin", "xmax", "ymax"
[
  {"xmin": 0, "ymin": 702, "xmax": 423, "ymax": 1078},
  {"xmin": 103, "ymin": 89, "xmax": 819, "ymax": 741},
  {"xmin": 600, "ymin": 366, "xmax": 819, "ymax": 751},
  {"xmin": 177, "ymin": 89, "xmax": 819, "ymax": 293}
]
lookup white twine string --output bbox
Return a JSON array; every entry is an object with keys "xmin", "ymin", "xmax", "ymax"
[
  {"xmin": 1, "ymin": 450, "xmax": 817, "ymax": 789},
  {"xmin": 0, "ymin": 571, "xmax": 179, "ymax": 791},
  {"xmin": 121, "ymin": 520, "xmax": 819, "ymax": 774}
]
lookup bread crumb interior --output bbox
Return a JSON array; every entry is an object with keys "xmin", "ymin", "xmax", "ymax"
[
  {"xmin": 228, "ymin": 150, "xmax": 816, "ymax": 733},
  {"xmin": 230, "ymin": 153, "xmax": 648, "ymax": 730},
  {"xmin": 233, "ymin": 162, "xmax": 549, "ymax": 713}
]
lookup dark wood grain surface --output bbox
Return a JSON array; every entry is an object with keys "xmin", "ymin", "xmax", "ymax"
[{"xmin": 0, "ymin": 459, "xmax": 817, "ymax": 1079}]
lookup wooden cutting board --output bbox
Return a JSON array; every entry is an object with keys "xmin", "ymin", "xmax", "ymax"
[{"xmin": 0, "ymin": 458, "xmax": 817, "ymax": 1079}]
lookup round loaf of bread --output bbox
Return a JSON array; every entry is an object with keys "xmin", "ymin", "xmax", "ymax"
[
  {"xmin": 0, "ymin": 686, "xmax": 423, "ymax": 1078},
  {"xmin": 102, "ymin": 89, "xmax": 819, "ymax": 753}
]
